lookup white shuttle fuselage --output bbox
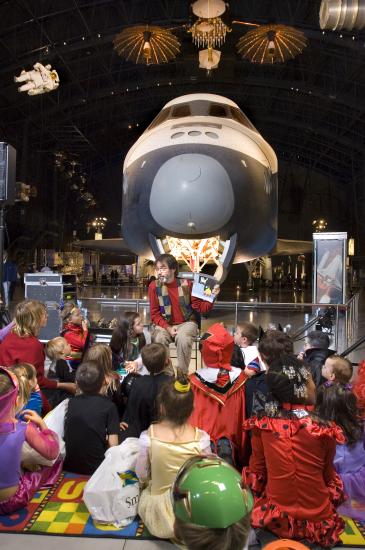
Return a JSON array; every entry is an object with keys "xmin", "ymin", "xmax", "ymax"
[{"xmin": 122, "ymin": 93, "xmax": 278, "ymax": 274}]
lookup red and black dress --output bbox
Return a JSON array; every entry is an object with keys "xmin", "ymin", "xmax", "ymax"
[{"xmin": 242, "ymin": 404, "xmax": 345, "ymax": 548}]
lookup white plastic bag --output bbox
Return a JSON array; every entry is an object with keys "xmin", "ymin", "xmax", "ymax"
[
  {"xmin": 83, "ymin": 437, "xmax": 140, "ymax": 528},
  {"xmin": 20, "ymin": 399, "xmax": 69, "ymax": 467},
  {"xmin": 44, "ymin": 398, "xmax": 69, "ymax": 441}
]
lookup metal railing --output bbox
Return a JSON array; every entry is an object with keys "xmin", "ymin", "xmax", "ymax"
[{"xmin": 80, "ymin": 291, "xmax": 360, "ymax": 354}]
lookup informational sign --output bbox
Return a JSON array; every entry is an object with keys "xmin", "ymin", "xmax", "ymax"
[{"xmin": 313, "ymin": 232, "xmax": 347, "ymax": 304}]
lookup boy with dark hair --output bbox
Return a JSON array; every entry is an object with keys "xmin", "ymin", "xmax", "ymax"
[
  {"xmin": 232, "ymin": 322, "xmax": 260, "ymax": 372},
  {"xmin": 232, "ymin": 323, "xmax": 265, "ymax": 417},
  {"xmin": 64, "ymin": 361, "xmax": 120, "ymax": 475},
  {"xmin": 120, "ymin": 343, "xmax": 172, "ymax": 440}
]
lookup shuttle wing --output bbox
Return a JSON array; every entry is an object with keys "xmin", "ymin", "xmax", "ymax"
[
  {"xmin": 271, "ymin": 239, "xmax": 312, "ymax": 256},
  {"xmin": 72, "ymin": 238, "xmax": 136, "ymax": 262},
  {"xmin": 73, "ymin": 237, "xmax": 312, "ymax": 262}
]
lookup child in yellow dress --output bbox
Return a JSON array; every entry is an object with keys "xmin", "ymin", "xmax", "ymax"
[{"xmin": 135, "ymin": 371, "xmax": 211, "ymax": 539}]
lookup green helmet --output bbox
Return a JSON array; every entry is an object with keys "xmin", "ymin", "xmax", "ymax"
[{"xmin": 172, "ymin": 456, "xmax": 253, "ymax": 529}]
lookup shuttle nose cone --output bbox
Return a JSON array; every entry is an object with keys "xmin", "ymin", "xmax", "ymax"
[{"xmin": 150, "ymin": 153, "xmax": 234, "ymax": 234}]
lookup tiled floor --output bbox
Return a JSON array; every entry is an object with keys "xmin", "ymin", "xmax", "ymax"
[
  {"xmin": 0, "ymin": 532, "xmax": 357, "ymax": 549},
  {"xmin": 0, "ymin": 534, "xmax": 175, "ymax": 549}
]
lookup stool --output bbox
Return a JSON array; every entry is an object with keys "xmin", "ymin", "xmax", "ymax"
[{"xmin": 168, "ymin": 337, "xmax": 201, "ymax": 373}]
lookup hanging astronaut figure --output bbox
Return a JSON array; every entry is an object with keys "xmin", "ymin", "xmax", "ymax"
[{"xmin": 14, "ymin": 62, "xmax": 59, "ymax": 95}]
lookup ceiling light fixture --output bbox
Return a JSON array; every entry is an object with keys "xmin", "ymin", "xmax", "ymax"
[
  {"xmin": 113, "ymin": 25, "xmax": 180, "ymax": 65},
  {"xmin": 189, "ymin": 16, "xmax": 230, "ymax": 48},
  {"xmin": 236, "ymin": 24, "xmax": 307, "ymax": 64}
]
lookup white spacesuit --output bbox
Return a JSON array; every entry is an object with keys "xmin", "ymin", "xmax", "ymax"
[{"xmin": 14, "ymin": 63, "xmax": 59, "ymax": 95}]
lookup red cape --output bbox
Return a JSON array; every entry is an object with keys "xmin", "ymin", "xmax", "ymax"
[{"xmin": 189, "ymin": 371, "xmax": 248, "ymax": 466}]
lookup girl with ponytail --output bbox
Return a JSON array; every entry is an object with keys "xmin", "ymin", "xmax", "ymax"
[{"xmin": 135, "ymin": 370, "xmax": 211, "ymax": 540}]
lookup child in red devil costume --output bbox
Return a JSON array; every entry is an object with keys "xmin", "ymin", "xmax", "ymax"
[{"xmin": 189, "ymin": 323, "xmax": 248, "ymax": 466}]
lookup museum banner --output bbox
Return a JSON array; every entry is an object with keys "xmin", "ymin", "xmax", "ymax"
[{"xmin": 313, "ymin": 232, "xmax": 347, "ymax": 304}]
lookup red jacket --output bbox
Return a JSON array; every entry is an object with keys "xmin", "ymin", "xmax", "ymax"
[
  {"xmin": 62, "ymin": 322, "xmax": 88, "ymax": 359},
  {"xmin": 148, "ymin": 279, "xmax": 214, "ymax": 329},
  {"xmin": 0, "ymin": 331, "xmax": 57, "ymax": 389}
]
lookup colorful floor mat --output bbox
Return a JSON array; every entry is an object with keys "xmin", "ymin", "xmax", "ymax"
[
  {"xmin": 0, "ymin": 472, "xmax": 364, "ymax": 546},
  {"xmin": 0, "ymin": 472, "xmax": 152, "ymax": 539}
]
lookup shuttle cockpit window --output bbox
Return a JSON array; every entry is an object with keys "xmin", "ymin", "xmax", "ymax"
[
  {"xmin": 208, "ymin": 104, "xmax": 228, "ymax": 117},
  {"xmin": 229, "ymin": 107, "xmax": 257, "ymax": 132},
  {"xmin": 171, "ymin": 104, "xmax": 191, "ymax": 118},
  {"xmin": 146, "ymin": 100, "xmax": 257, "ymax": 132},
  {"xmin": 146, "ymin": 108, "xmax": 170, "ymax": 131}
]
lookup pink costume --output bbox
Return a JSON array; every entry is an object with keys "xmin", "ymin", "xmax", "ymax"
[{"xmin": 0, "ymin": 367, "xmax": 62, "ymax": 515}]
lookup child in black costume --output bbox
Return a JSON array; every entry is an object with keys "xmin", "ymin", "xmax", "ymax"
[
  {"xmin": 120, "ymin": 343, "xmax": 172, "ymax": 440},
  {"xmin": 64, "ymin": 361, "xmax": 120, "ymax": 475}
]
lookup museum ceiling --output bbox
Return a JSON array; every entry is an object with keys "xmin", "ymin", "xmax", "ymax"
[{"xmin": 0, "ymin": 0, "xmax": 365, "ymax": 187}]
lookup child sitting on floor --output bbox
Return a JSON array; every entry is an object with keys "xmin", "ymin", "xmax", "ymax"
[
  {"xmin": 316, "ymin": 383, "xmax": 365, "ymax": 521},
  {"xmin": 232, "ymin": 322, "xmax": 260, "ymax": 371},
  {"xmin": 321, "ymin": 355, "xmax": 353, "ymax": 386},
  {"xmin": 258, "ymin": 329, "xmax": 294, "ymax": 369},
  {"xmin": 172, "ymin": 456, "xmax": 253, "ymax": 550},
  {"xmin": 190, "ymin": 323, "xmax": 248, "ymax": 466},
  {"xmin": 84, "ymin": 344, "xmax": 124, "ymax": 418},
  {"xmin": 0, "ymin": 300, "xmax": 75, "ymax": 413},
  {"xmin": 233, "ymin": 322, "xmax": 266, "ymax": 417},
  {"xmin": 136, "ymin": 371, "xmax": 211, "ymax": 539},
  {"xmin": 64, "ymin": 361, "xmax": 120, "ymax": 475},
  {"xmin": 12, "ymin": 363, "xmax": 42, "ymax": 416},
  {"xmin": 46, "ymin": 337, "xmax": 75, "ymax": 383},
  {"xmin": 61, "ymin": 302, "xmax": 89, "ymax": 369},
  {"xmin": 109, "ymin": 311, "xmax": 150, "ymax": 376},
  {"xmin": 43, "ymin": 337, "xmax": 76, "ymax": 407},
  {"xmin": 0, "ymin": 367, "xmax": 61, "ymax": 514},
  {"xmin": 120, "ymin": 343, "xmax": 172, "ymax": 440},
  {"xmin": 242, "ymin": 354, "xmax": 345, "ymax": 549}
]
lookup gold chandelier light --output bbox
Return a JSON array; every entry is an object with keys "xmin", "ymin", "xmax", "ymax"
[
  {"xmin": 113, "ymin": 25, "xmax": 181, "ymax": 65},
  {"xmin": 189, "ymin": 17, "xmax": 230, "ymax": 48},
  {"xmin": 237, "ymin": 24, "xmax": 307, "ymax": 64},
  {"xmin": 188, "ymin": 0, "xmax": 230, "ymax": 49}
]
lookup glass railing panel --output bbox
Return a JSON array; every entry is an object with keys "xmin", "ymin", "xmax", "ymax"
[{"xmin": 80, "ymin": 298, "xmax": 352, "ymax": 354}]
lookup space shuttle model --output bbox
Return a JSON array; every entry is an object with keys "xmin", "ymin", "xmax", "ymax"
[{"xmin": 122, "ymin": 93, "xmax": 278, "ymax": 280}]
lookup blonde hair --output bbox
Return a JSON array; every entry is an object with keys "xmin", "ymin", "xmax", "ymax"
[
  {"xmin": 174, "ymin": 514, "xmax": 251, "ymax": 550},
  {"xmin": 46, "ymin": 337, "xmax": 68, "ymax": 360},
  {"xmin": 84, "ymin": 344, "xmax": 118, "ymax": 392},
  {"xmin": 12, "ymin": 367, "xmax": 32, "ymax": 411},
  {"xmin": 328, "ymin": 355, "xmax": 353, "ymax": 384},
  {"xmin": 12, "ymin": 363, "xmax": 36, "ymax": 382},
  {"xmin": 85, "ymin": 344, "xmax": 112, "ymax": 373},
  {"xmin": 84, "ymin": 344, "xmax": 120, "ymax": 392},
  {"xmin": 13, "ymin": 300, "xmax": 47, "ymax": 337}
]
